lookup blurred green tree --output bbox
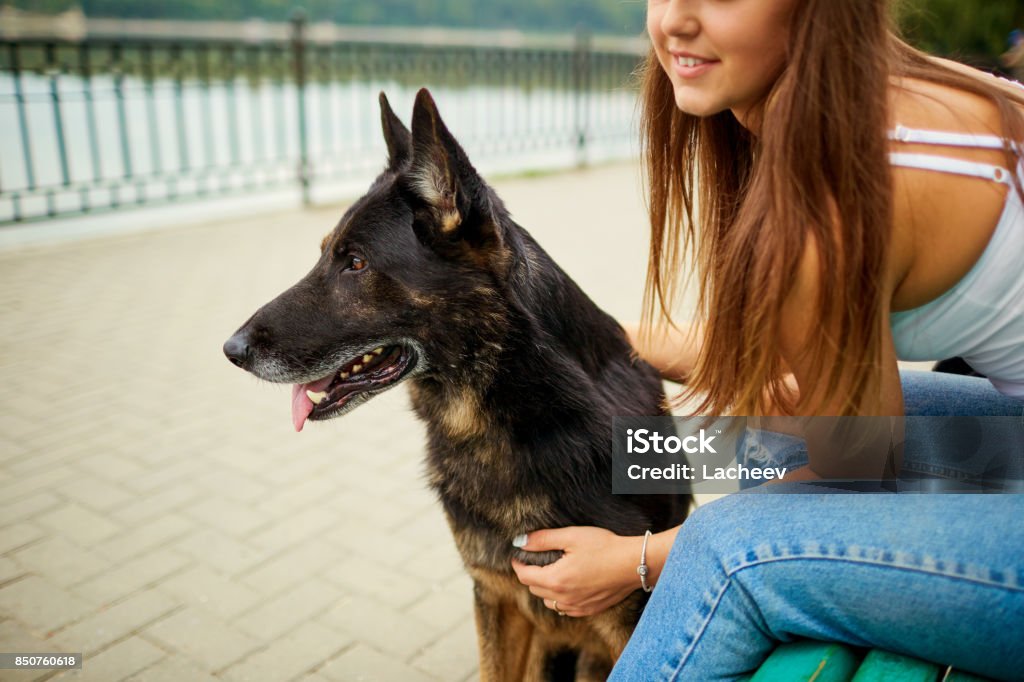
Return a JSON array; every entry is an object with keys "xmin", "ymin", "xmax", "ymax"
[{"xmin": 895, "ymin": 0, "xmax": 1024, "ymax": 70}]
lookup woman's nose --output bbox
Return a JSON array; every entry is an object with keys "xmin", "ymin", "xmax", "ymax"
[{"xmin": 660, "ymin": 0, "xmax": 700, "ymax": 38}]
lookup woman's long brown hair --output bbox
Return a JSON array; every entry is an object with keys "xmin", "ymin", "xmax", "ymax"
[{"xmin": 640, "ymin": 0, "xmax": 1024, "ymax": 417}]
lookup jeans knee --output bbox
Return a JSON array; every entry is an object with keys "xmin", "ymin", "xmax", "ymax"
[{"xmin": 672, "ymin": 494, "xmax": 761, "ymax": 571}]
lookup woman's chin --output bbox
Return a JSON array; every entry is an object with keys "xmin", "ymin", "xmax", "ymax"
[{"xmin": 671, "ymin": 92, "xmax": 724, "ymax": 119}]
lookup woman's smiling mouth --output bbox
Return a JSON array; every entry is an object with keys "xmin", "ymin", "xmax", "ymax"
[{"xmin": 670, "ymin": 51, "xmax": 720, "ymax": 78}]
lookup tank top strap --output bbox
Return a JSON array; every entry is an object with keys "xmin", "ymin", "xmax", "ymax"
[
  {"xmin": 888, "ymin": 124, "xmax": 1016, "ymax": 151},
  {"xmin": 888, "ymin": 152, "xmax": 1014, "ymax": 185}
]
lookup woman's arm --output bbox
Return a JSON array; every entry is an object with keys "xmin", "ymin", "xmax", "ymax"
[
  {"xmin": 510, "ymin": 525, "xmax": 680, "ymax": 617},
  {"xmin": 622, "ymin": 320, "xmax": 703, "ymax": 384}
]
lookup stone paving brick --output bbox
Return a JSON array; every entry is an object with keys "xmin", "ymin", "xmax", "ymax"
[
  {"xmin": 326, "ymin": 521, "xmax": 432, "ymax": 571},
  {"xmin": 222, "ymin": 621, "xmax": 352, "ymax": 682},
  {"xmin": 0, "ymin": 492, "xmax": 61, "ymax": 525},
  {"xmin": 236, "ymin": 543, "xmax": 340, "ymax": 597},
  {"xmin": 196, "ymin": 468, "xmax": 270, "ymax": 504},
  {"xmin": 72, "ymin": 453, "xmax": 147, "ymax": 486},
  {"xmin": 173, "ymin": 529, "xmax": 269, "ymax": 576},
  {"xmin": 234, "ymin": 578, "xmax": 340, "ymax": 641},
  {"xmin": 156, "ymin": 566, "xmax": 261, "ymax": 621},
  {"xmin": 317, "ymin": 595, "xmax": 438, "ymax": 661},
  {"xmin": 55, "ymin": 476, "xmax": 135, "ymax": 512},
  {"xmin": 124, "ymin": 654, "xmax": 220, "ymax": 682},
  {"xmin": 0, "ymin": 575, "xmax": 95, "ymax": 634},
  {"xmin": 319, "ymin": 644, "xmax": 436, "ymax": 682},
  {"xmin": 389, "ymin": 511, "xmax": 452, "ymax": 546},
  {"xmin": 55, "ymin": 636, "xmax": 166, "ymax": 681},
  {"xmin": 0, "ymin": 435, "xmax": 30, "ymax": 462},
  {"xmin": 71, "ymin": 549, "xmax": 193, "ymax": 606},
  {"xmin": 409, "ymin": 618, "xmax": 479, "ymax": 682},
  {"xmin": 0, "ymin": 523, "xmax": 45, "ymax": 555},
  {"xmin": 92, "ymin": 514, "xmax": 194, "ymax": 563},
  {"xmin": 328, "ymin": 492, "xmax": 436, "ymax": 535},
  {"xmin": 48, "ymin": 589, "xmax": 179, "ymax": 656},
  {"xmin": 107, "ymin": 483, "xmax": 202, "ymax": 526},
  {"xmin": 246, "ymin": 507, "xmax": 339, "ymax": 554},
  {"xmin": 254, "ymin": 476, "xmax": 340, "ymax": 515},
  {"xmin": 35, "ymin": 503, "xmax": 121, "ymax": 547},
  {"xmin": 11, "ymin": 537, "xmax": 109, "ymax": 588},
  {"xmin": 122, "ymin": 459, "xmax": 205, "ymax": 495},
  {"xmin": 184, "ymin": 497, "xmax": 272, "ymax": 537},
  {"xmin": 395, "ymin": 541, "xmax": 466, "ymax": 584},
  {"xmin": 0, "ymin": 468, "xmax": 75, "ymax": 504},
  {"xmin": 404, "ymin": 585, "xmax": 474, "ymax": 635},
  {"xmin": 3, "ymin": 446, "xmax": 80, "ymax": 478},
  {"xmin": 320, "ymin": 556, "xmax": 428, "ymax": 611},
  {"xmin": 0, "ymin": 618, "xmax": 69, "ymax": 682},
  {"xmin": 144, "ymin": 606, "xmax": 260, "ymax": 671},
  {"xmin": 0, "ymin": 557, "xmax": 26, "ymax": 585}
]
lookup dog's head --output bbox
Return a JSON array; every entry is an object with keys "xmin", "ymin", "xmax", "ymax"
[{"xmin": 224, "ymin": 89, "xmax": 521, "ymax": 431}]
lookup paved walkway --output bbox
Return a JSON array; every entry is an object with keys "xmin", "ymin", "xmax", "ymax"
[{"xmin": 0, "ymin": 162, "xmax": 675, "ymax": 681}]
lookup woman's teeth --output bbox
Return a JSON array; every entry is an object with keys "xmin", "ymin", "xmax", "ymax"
[{"xmin": 677, "ymin": 56, "xmax": 710, "ymax": 67}]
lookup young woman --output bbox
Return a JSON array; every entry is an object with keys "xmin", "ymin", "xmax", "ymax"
[{"xmin": 511, "ymin": 0, "xmax": 1024, "ymax": 678}]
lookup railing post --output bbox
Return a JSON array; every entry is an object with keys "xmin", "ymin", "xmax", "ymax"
[
  {"xmin": 573, "ymin": 23, "xmax": 591, "ymax": 168},
  {"xmin": 291, "ymin": 8, "xmax": 311, "ymax": 206}
]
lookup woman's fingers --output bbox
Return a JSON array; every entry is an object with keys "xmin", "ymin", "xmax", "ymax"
[
  {"xmin": 514, "ymin": 526, "xmax": 588, "ymax": 552},
  {"xmin": 543, "ymin": 598, "xmax": 581, "ymax": 617},
  {"xmin": 510, "ymin": 559, "xmax": 549, "ymax": 588}
]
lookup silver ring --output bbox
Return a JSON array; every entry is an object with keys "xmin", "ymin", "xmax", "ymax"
[{"xmin": 553, "ymin": 600, "xmax": 565, "ymax": 617}]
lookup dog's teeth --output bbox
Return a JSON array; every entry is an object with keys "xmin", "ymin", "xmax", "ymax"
[
  {"xmin": 352, "ymin": 364, "xmax": 362, "ymax": 373},
  {"xmin": 339, "ymin": 371, "xmax": 349, "ymax": 379},
  {"xmin": 306, "ymin": 390, "xmax": 328, "ymax": 405},
  {"xmin": 373, "ymin": 347, "xmax": 383, "ymax": 355},
  {"xmin": 362, "ymin": 354, "xmax": 373, "ymax": 363}
]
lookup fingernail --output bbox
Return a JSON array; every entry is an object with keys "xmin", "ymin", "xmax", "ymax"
[{"xmin": 512, "ymin": 533, "xmax": 528, "ymax": 548}]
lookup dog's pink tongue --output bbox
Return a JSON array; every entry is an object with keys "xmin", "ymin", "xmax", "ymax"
[{"xmin": 290, "ymin": 375, "xmax": 335, "ymax": 432}]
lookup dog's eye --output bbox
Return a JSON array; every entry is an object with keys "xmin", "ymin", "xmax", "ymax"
[{"xmin": 343, "ymin": 254, "xmax": 367, "ymax": 272}]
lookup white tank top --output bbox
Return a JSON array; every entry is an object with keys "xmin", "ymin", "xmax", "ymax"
[{"xmin": 888, "ymin": 124, "xmax": 1024, "ymax": 399}]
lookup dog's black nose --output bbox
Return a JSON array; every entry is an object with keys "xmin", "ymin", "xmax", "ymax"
[{"xmin": 223, "ymin": 333, "xmax": 251, "ymax": 368}]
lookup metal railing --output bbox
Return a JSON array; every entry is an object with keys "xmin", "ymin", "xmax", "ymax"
[{"xmin": 0, "ymin": 14, "xmax": 647, "ymax": 224}]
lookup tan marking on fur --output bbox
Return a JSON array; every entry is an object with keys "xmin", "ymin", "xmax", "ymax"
[
  {"xmin": 441, "ymin": 206, "xmax": 462, "ymax": 233},
  {"xmin": 319, "ymin": 231, "xmax": 332, "ymax": 253},
  {"xmin": 411, "ymin": 165, "xmax": 462, "ymax": 233},
  {"xmin": 473, "ymin": 585, "xmax": 533, "ymax": 682},
  {"xmin": 468, "ymin": 566, "xmax": 619, "ymax": 678},
  {"xmin": 441, "ymin": 388, "xmax": 488, "ymax": 440},
  {"xmin": 484, "ymin": 492, "xmax": 552, "ymax": 531},
  {"xmin": 589, "ymin": 603, "xmax": 636, "ymax": 659},
  {"xmin": 408, "ymin": 290, "xmax": 440, "ymax": 307}
]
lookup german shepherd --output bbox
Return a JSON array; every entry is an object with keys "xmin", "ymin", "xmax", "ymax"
[{"xmin": 224, "ymin": 88, "xmax": 689, "ymax": 681}]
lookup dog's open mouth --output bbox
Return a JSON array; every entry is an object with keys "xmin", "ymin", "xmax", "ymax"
[{"xmin": 290, "ymin": 344, "xmax": 414, "ymax": 432}]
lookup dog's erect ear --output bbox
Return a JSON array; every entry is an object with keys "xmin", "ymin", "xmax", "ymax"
[
  {"xmin": 379, "ymin": 92, "xmax": 411, "ymax": 169},
  {"xmin": 407, "ymin": 88, "xmax": 507, "ymax": 270},
  {"xmin": 408, "ymin": 88, "xmax": 475, "ymax": 235}
]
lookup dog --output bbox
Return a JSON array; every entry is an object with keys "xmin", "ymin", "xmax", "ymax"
[{"xmin": 224, "ymin": 88, "xmax": 690, "ymax": 680}]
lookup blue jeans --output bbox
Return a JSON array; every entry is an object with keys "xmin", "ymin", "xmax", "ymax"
[{"xmin": 609, "ymin": 371, "xmax": 1024, "ymax": 681}]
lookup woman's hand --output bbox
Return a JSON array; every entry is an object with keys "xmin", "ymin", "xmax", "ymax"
[{"xmin": 510, "ymin": 526, "xmax": 642, "ymax": 617}]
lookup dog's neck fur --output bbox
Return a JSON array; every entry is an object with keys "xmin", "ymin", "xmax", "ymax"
[{"xmin": 407, "ymin": 216, "xmax": 656, "ymax": 570}]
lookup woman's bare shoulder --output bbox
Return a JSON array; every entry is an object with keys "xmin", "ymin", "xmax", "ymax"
[
  {"xmin": 886, "ymin": 66, "xmax": 1018, "ymax": 313},
  {"xmin": 888, "ymin": 70, "xmax": 1010, "ymax": 136}
]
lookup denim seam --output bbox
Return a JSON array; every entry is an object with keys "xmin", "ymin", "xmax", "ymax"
[
  {"xmin": 726, "ymin": 554, "xmax": 1024, "ymax": 593},
  {"xmin": 666, "ymin": 576, "xmax": 733, "ymax": 682}
]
